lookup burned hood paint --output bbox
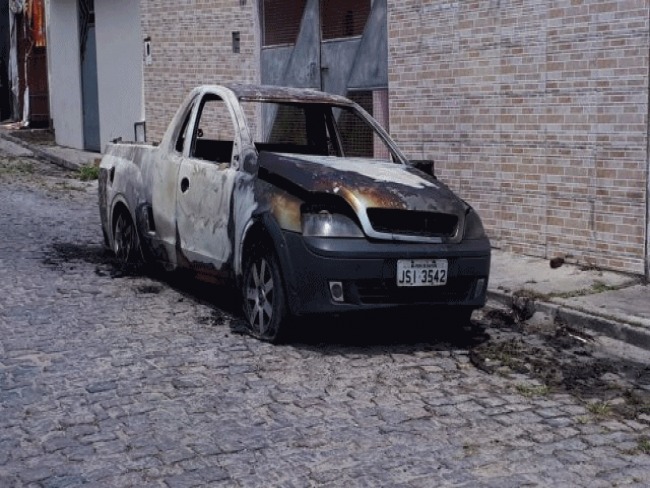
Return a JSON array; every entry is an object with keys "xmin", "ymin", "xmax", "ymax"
[{"xmin": 258, "ymin": 152, "xmax": 468, "ymax": 216}]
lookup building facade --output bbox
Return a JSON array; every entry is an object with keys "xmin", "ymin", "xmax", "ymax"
[
  {"xmin": 389, "ymin": 1, "xmax": 650, "ymax": 277},
  {"xmin": 45, "ymin": 0, "xmax": 144, "ymax": 151},
  {"xmin": 140, "ymin": 0, "xmax": 649, "ymax": 277}
]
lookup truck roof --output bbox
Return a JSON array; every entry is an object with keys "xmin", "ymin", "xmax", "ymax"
[{"xmin": 221, "ymin": 84, "xmax": 356, "ymax": 105}]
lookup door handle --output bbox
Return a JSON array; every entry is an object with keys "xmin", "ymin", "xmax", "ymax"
[{"xmin": 180, "ymin": 177, "xmax": 189, "ymax": 193}]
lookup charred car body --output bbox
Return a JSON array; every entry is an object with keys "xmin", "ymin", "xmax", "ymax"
[{"xmin": 98, "ymin": 84, "xmax": 490, "ymax": 341}]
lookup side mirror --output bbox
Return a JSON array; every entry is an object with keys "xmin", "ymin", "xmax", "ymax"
[
  {"xmin": 242, "ymin": 150, "xmax": 259, "ymax": 175},
  {"xmin": 409, "ymin": 159, "xmax": 435, "ymax": 177}
]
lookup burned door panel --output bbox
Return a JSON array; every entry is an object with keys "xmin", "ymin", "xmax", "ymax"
[
  {"xmin": 175, "ymin": 94, "xmax": 239, "ymax": 272},
  {"xmin": 150, "ymin": 99, "xmax": 199, "ymax": 268},
  {"xmin": 175, "ymin": 160, "xmax": 236, "ymax": 271}
]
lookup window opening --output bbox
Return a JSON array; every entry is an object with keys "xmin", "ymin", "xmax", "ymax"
[
  {"xmin": 240, "ymin": 99, "xmax": 397, "ymax": 161},
  {"xmin": 190, "ymin": 96, "xmax": 236, "ymax": 164},
  {"xmin": 262, "ymin": 0, "xmax": 306, "ymax": 46},
  {"xmin": 321, "ymin": 0, "xmax": 370, "ymax": 40},
  {"xmin": 175, "ymin": 104, "xmax": 194, "ymax": 154}
]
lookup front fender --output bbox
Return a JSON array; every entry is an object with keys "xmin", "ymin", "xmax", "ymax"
[{"xmin": 238, "ymin": 213, "xmax": 302, "ymax": 315}]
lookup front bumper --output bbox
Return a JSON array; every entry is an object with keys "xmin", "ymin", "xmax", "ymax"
[{"xmin": 278, "ymin": 231, "xmax": 491, "ymax": 315}]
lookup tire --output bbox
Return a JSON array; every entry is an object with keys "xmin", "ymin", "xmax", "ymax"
[
  {"xmin": 113, "ymin": 210, "xmax": 142, "ymax": 266},
  {"xmin": 242, "ymin": 244, "xmax": 287, "ymax": 343}
]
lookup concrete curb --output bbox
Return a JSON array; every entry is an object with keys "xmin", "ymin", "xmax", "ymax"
[
  {"xmin": 487, "ymin": 289, "xmax": 650, "ymax": 351},
  {"xmin": 0, "ymin": 131, "xmax": 82, "ymax": 171}
]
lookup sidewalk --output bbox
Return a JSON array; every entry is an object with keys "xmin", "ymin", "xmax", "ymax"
[
  {"xmin": 2, "ymin": 127, "xmax": 649, "ymax": 350},
  {"xmin": 489, "ymin": 251, "xmax": 650, "ymax": 350},
  {"xmin": 0, "ymin": 125, "xmax": 99, "ymax": 170}
]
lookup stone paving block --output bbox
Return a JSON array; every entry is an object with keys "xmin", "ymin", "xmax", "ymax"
[
  {"xmin": 19, "ymin": 466, "xmax": 56, "ymax": 484},
  {"xmin": 40, "ymin": 474, "xmax": 88, "ymax": 488},
  {"xmin": 43, "ymin": 435, "xmax": 78, "ymax": 454}
]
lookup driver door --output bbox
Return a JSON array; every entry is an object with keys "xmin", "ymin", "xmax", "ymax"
[{"xmin": 175, "ymin": 93, "xmax": 239, "ymax": 275}]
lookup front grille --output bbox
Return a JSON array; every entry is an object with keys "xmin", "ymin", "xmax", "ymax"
[
  {"xmin": 366, "ymin": 208, "xmax": 458, "ymax": 238},
  {"xmin": 353, "ymin": 277, "xmax": 474, "ymax": 305}
]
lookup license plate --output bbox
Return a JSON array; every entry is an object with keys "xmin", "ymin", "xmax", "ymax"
[{"xmin": 397, "ymin": 259, "xmax": 448, "ymax": 287}]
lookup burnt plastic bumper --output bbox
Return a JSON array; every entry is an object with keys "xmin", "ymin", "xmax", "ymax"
[{"xmin": 277, "ymin": 232, "xmax": 491, "ymax": 316}]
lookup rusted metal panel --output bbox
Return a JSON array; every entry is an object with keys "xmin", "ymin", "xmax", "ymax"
[
  {"xmin": 12, "ymin": 0, "xmax": 50, "ymax": 126},
  {"xmin": 260, "ymin": 0, "xmax": 387, "ymax": 94},
  {"xmin": 346, "ymin": 0, "xmax": 388, "ymax": 90}
]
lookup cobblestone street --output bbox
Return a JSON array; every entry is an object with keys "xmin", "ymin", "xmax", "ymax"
[{"xmin": 1, "ymin": 153, "xmax": 650, "ymax": 487}]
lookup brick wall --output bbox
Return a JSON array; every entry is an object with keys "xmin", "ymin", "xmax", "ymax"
[
  {"xmin": 140, "ymin": 0, "xmax": 648, "ymax": 274},
  {"xmin": 388, "ymin": 0, "xmax": 649, "ymax": 274},
  {"xmin": 140, "ymin": 1, "xmax": 259, "ymax": 142}
]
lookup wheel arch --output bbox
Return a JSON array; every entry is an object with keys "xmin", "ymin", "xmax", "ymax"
[
  {"xmin": 109, "ymin": 196, "xmax": 133, "ymax": 242},
  {"xmin": 238, "ymin": 214, "xmax": 300, "ymax": 315}
]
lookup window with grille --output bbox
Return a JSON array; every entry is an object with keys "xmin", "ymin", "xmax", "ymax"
[
  {"xmin": 321, "ymin": 0, "xmax": 370, "ymax": 40},
  {"xmin": 262, "ymin": 0, "xmax": 306, "ymax": 46}
]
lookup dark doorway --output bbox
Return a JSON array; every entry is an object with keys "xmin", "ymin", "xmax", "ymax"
[
  {"xmin": 0, "ymin": 1, "xmax": 10, "ymax": 121},
  {"xmin": 79, "ymin": 0, "xmax": 100, "ymax": 151}
]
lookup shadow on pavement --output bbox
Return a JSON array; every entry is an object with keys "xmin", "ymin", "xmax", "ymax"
[
  {"xmin": 43, "ymin": 241, "xmax": 490, "ymax": 351},
  {"xmin": 286, "ymin": 309, "xmax": 489, "ymax": 351}
]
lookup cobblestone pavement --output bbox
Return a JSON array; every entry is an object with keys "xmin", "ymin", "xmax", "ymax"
[{"xmin": 1, "ymin": 153, "xmax": 650, "ymax": 487}]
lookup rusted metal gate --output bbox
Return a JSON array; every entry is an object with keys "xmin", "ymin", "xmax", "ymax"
[
  {"xmin": 18, "ymin": 44, "xmax": 49, "ymax": 125},
  {"xmin": 260, "ymin": 0, "xmax": 388, "ymax": 155}
]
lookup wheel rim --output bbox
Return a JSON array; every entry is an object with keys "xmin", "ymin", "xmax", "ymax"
[
  {"xmin": 114, "ymin": 214, "xmax": 135, "ymax": 263},
  {"xmin": 245, "ymin": 257, "xmax": 275, "ymax": 335}
]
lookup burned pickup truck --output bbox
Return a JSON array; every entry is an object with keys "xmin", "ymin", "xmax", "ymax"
[{"xmin": 98, "ymin": 84, "xmax": 490, "ymax": 342}]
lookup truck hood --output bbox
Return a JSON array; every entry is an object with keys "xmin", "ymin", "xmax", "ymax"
[{"xmin": 258, "ymin": 152, "xmax": 469, "ymax": 216}]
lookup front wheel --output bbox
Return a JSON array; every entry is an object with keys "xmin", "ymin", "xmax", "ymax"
[{"xmin": 242, "ymin": 245, "xmax": 287, "ymax": 343}]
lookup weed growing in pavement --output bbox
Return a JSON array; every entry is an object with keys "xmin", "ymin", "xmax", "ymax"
[
  {"xmin": 514, "ymin": 280, "xmax": 629, "ymax": 302},
  {"xmin": 516, "ymin": 384, "xmax": 551, "ymax": 398},
  {"xmin": 55, "ymin": 181, "xmax": 83, "ymax": 192},
  {"xmin": 621, "ymin": 437, "xmax": 650, "ymax": 456},
  {"xmin": 637, "ymin": 437, "xmax": 650, "ymax": 454},
  {"xmin": 79, "ymin": 164, "xmax": 100, "ymax": 181},
  {"xmin": 587, "ymin": 401, "xmax": 612, "ymax": 417},
  {"xmin": 0, "ymin": 159, "xmax": 34, "ymax": 174}
]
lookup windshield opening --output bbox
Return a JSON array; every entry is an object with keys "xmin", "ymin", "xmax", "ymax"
[{"xmin": 240, "ymin": 100, "xmax": 399, "ymax": 162}]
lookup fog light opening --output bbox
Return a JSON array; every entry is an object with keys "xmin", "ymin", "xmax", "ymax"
[
  {"xmin": 474, "ymin": 278, "xmax": 487, "ymax": 299},
  {"xmin": 329, "ymin": 281, "xmax": 345, "ymax": 302}
]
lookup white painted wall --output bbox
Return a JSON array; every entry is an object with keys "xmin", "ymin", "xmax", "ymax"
[
  {"xmin": 95, "ymin": 0, "xmax": 144, "ymax": 152},
  {"xmin": 46, "ymin": 0, "xmax": 84, "ymax": 149}
]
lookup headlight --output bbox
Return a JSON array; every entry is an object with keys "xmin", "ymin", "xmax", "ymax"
[
  {"xmin": 463, "ymin": 209, "xmax": 486, "ymax": 240},
  {"xmin": 301, "ymin": 210, "xmax": 364, "ymax": 238}
]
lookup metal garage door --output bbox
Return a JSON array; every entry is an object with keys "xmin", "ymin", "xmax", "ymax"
[{"xmin": 260, "ymin": 0, "xmax": 389, "ymax": 155}]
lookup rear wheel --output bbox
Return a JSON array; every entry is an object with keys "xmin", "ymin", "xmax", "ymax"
[
  {"xmin": 113, "ymin": 210, "xmax": 141, "ymax": 266},
  {"xmin": 242, "ymin": 245, "xmax": 287, "ymax": 343}
]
